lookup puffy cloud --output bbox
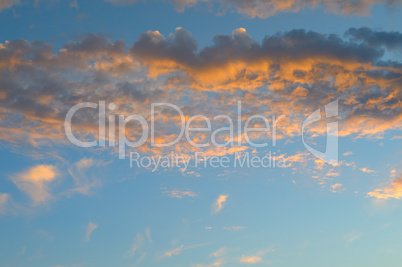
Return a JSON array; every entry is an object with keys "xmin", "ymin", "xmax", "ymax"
[
  {"xmin": 11, "ymin": 165, "xmax": 58, "ymax": 206},
  {"xmin": 0, "ymin": 28, "xmax": 400, "ymax": 162},
  {"xmin": 85, "ymin": 222, "xmax": 98, "ymax": 242},
  {"xmin": 368, "ymin": 175, "xmax": 402, "ymax": 200},
  {"xmin": 346, "ymin": 27, "xmax": 402, "ymax": 50},
  {"xmin": 212, "ymin": 194, "xmax": 228, "ymax": 214}
]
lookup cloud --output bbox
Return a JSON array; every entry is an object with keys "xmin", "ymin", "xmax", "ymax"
[
  {"xmin": 195, "ymin": 259, "xmax": 224, "ymax": 267},
  {"xmin": 164, "ymin": 245, "xmax": 184, "ymax": 257},
  {"xmin": 85, "ymin": 222, "xmax": 98, "ymax": 242},
  {"xmin": 0, "ymin": 28, "xmax": 401, "ymax": 161},
  {"xmin": 67, "ymin": 158, "xmax": 107, "ymax": 196},
  {"xmin": 211, "ymin": 247, "xmax": 227, "ymax": 258},
  {"xmin": 240, "ymin": 255, "xmax": 261, "ymax": 264},
  {"xmin": 0, "ymin": 0, "xmax": 20, "ymax": 12},
  {"xmin": 161, "ymin": 243, "xmax": 208, "ymax": 259},
  {"xmin": 163, "ymin": 189, "xmax": 197, "ymax": 198},
  {"xmin": 127, "ymin": 233, "xmax": 144, "ymax": 258},
  {"xmin": 212, "ymin": 195, "xmax": 228, "ymax": 214},
  {"xmin": 105, "ymin": 0, "xmax": 400, "ymax": 18},
  {"xmin": 11, "ymin": 165, "xmax": 58, "ymax": 206},
  {"xmin": 346, "ymin": 27, "xmax": 402, "ymax": 50},
  {"xmin": 330, "ymin": 183, "xmax": 344, "ymax": 193},
  {"xmin": 223, "ymin": 226, "xmax": 245, "ymax": 231},
  {"xmin": 347, "ymin": 233, "xmax": 362, "ymax": 244},
  {"xmin": 360, "ymin": 167, "xmax": 375, "ymax": 173},
  {"xmin": 368, "ymin": 175, "xmax": 402, "ymax": 200},
  {"xmin": 145, "ymin": 228, "xmax": 152, "ymax": 243},
  {"xmin": 0, "ymin": 193, "xmax": 9, "ymax": 214},
  {"xmin": 126, "ymin": 228, "xmax": 152, "ymax": 258},
  {"xmin": 239, "ymin": 247, "xmax": 276, "ymax": 264}
]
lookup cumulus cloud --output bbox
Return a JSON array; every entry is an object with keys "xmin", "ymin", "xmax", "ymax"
[
  {"xmin": 11, "ymin": 165, "xmax": 58, "ymax": 206},
  {"xmin": 85, "ymin": 222, "xmax": 98, "ymax": 242},
  {"xmin": 212, "ymin": 194, "xmax": 228, "ymax": 214},
  {"xmin": 0, "ymin": 28, "xmax": 400, "ymax": 162},
  {"xmin": 346, "ymin": 27, "xmax": 402, "ymax": 50}
]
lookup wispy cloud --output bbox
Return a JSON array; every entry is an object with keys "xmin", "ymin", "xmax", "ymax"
[
  {"xmin": 127, "ymin": 233, "xmax": 145, "ymax": 258},
  {"xmin": 211, "ymin": 247, "xmax": 227, "ymax": 258},
  {"xmin": 360, "ymin": 167, "xmax": 375, "ymax": 173},
  {"xmin": 145, "ymin": 228, "xmax": 152, "ymax": 243},
  {"xmin": 164, "ymin": 245, "xmax": 184, "ymax": 257},
  {"xmin": 212, "ymin": 195, "xmax": 229, "ymax": 214},
  {"xmin": 195, "ymin": 259, "xmax": 224, "ymax": 267},
  {"xmin": 0, "ymin": 193, "xmax": 10, "ymax": 214},
  {"xmin": 126, "ymin": 228, "xmax": 152, "ymax": 258},
  {"xmin": 240, "ymin": 255, "xmax": 261, "ymax": 264},
  {"xmin": 67, "ymin": 158, "xmax": 108, "ymax": 196},
  {"xmin": 223, "ymin": 226, "xmax": 245, "ymax": 231},
  {"xmin": 162, "ymin": 243, "xmax": 208, "ymax": 259},
  {"xmin": 85, "ymin": 222, "xmax": 98, "ymax": 242},
  {"xmin": 347, "ymin": 233, "xmax": 362, "ymax": 244},
  {"xmin": 163, "ymin": 189, "xmax": 197, "ymax": 199}
]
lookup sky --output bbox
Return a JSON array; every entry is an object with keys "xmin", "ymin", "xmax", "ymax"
[{"xmin": 0, "ymin": 0, "xmax": 401, "ymax": 266}]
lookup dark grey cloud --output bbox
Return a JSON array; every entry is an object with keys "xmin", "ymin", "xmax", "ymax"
[{"xmin": 346, "ymin": 27, "xmax": 402, "ymax": 50}]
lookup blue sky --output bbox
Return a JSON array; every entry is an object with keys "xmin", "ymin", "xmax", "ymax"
[{"xmin": 0, "ymin": 1, "xmax": 401, "ymax": 267}]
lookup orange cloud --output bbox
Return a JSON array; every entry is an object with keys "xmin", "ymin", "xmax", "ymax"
[
  {"xmin": 212, "ymin": 194, "xmax": 229, "ymax": 214},
  {"xmin": 240, "ymin": 255, "xmax": 261, "ymax": 264},
  {"xmin": 12, "ymin": 165, "xmax": 58, "ymax": 206},
  {"xmin": 368, "ymin": 176, "xmax": 402, "ymax": 200}
]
